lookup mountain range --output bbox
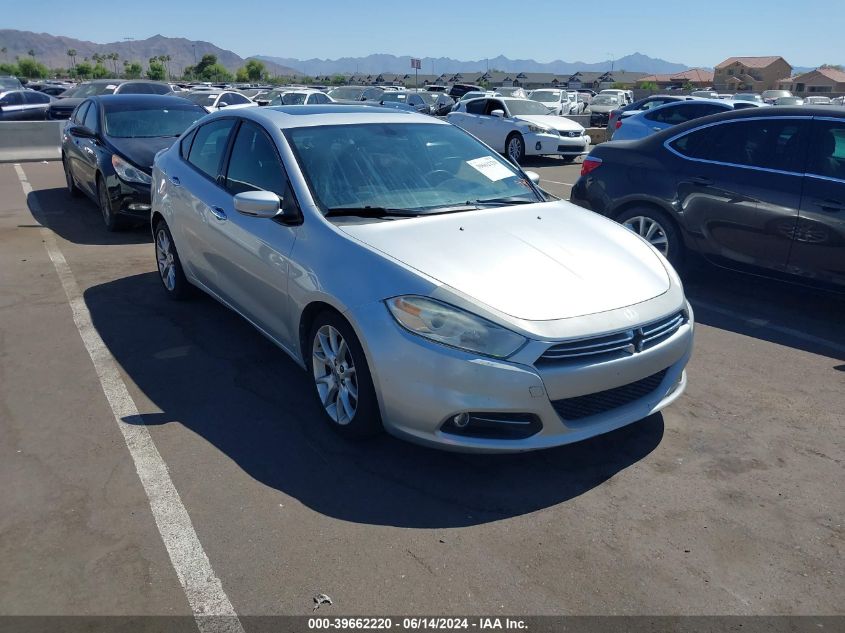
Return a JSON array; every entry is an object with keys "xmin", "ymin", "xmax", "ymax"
[
  {"xmin": 0, "ymin": 30, "xmax": 299, "ymax": 76},
  {"xmin": 255, "ymin": 52, "xmax": 691, "ymax": 77}
]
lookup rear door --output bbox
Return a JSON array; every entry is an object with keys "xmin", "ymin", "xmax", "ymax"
[
  {"xmin": 0, "ymin": 91, "xmax": 25, "ymax": 120},
  {"xmin": 22, "ymin": 90, "xmax": 51, "ymax": 120},
  {"xmin": 173, "ymin": 117, "xmax": 238, "ymax": 292},
  {"xmin": 787, "ymin": 117, "xmax": 845, "ymax": 287},
  {"xmin": 476, "ymin": 98, "xmax": 507, "ymax": 147},
  {"xmin": 76, "ymin": 101, "xmax": 102, "ymax": 195},
  {"xmin": 65, "ymin": 101, "xmax": 90, "ymax": 184},
  {"xmin": 452, "ymin": 99, "xmax": 484, "ymax": 138},
  {"xmin": 667, "ymin": 116, "xmax": 810, "ymax": 273}
]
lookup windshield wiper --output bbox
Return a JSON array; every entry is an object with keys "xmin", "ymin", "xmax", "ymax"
[
  {"xmin": 472, "ymin": 197, "xmax": 538, "ymax": 206},
  {"xmin": 324, "ymin": 206, "xmax": 418, "ymax": 218}
]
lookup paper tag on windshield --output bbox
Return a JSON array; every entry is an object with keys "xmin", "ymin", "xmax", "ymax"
[
  {"xmin": 467, "ymin": 156, "xmax": 514, "ymax": 181},
  {"xmin": 106, "ymin": 85, "xmax": 117, "ymax": 90}
]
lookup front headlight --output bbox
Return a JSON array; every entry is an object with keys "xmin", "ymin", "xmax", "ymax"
[
  {"xmin": 385, "ymin": 296, "xmax": 527, "ymax": 359},
  {"xmin": 112, "ymin": 155, "xmax": 152, "ymax": 185},
  {"xmin": 527, "ymin": 124, "xmax": 557, "ymax": 135}
]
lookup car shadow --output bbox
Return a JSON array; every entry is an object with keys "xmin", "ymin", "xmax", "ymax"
[
  {"xmin": 83, "ymin": 272, "xmax": 664, "ymax": 529},
  {"xmin": 28, "ymin": 187, "xmax": 152, "ymax": 246},
  {"xmin": 683, "ymin": 264, "xmax": 845, "ymax": 362}
]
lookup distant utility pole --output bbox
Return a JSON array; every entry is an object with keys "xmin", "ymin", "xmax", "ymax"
[
  {"xmin": 192, "ymin": 44, "xmax": 197, "ymax": 65},
  {"xmin": 607, "ymin": 52, "xmax": 614, "ymax": 73}
]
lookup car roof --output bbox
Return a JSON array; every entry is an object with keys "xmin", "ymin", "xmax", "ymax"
[
  {"xmin": 204, "ymin": 104, "xmax": 447, "ymax": 129},
  {"xmin": 90, "ymin": 94, "xmax": 205, "ymax": 107}
]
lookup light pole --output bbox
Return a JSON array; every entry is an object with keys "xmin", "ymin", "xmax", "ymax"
[{"xmin": 192, "ymin": 44, "xmax": 197, "ymax": 65}]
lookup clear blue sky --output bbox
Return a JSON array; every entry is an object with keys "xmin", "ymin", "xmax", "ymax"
[{"xmin": 4, "ymin": 0, "xmax": 842, "ymax": 67}]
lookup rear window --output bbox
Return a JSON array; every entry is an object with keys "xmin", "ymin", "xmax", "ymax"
[{"xmin": 104, "ymin": 103, "xmax": 206, "ymax": 138}]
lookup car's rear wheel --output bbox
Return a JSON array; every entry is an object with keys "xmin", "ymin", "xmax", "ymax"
[
  {"xmin": 154, "ymin": 220, "xmax": 190, "ymax": 300},
  {"xmin": 506, "ymin": 133, "xmax": 525, "ymax": 164},
  {"xmin": 98, "ymin": 177, "xmax": 124, "ymax": 232},
  {"xmin": 309, "ymin": 312, "xmax": 381, "ymax": 438},
  {"xmin": 63, "ymin": 155, "xmax": 81, "ymax": 198},
  {"xmin": 615, "ymin": 206, "xmax": 684, "ymax": 269}
]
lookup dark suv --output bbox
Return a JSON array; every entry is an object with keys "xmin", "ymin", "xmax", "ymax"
[
  {"xmin": 571, "ymin": 106, "xmax": 845, "ymax": 290},
  {"xmin": 48, "ymin": 80, "xmax": 171, "ymax": 120}
]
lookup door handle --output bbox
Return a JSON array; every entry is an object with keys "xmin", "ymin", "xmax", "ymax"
[
  {"xmin": 652, "ymin": 126, "xmax": 662, "ymax": 131},
  {"xmin": 169, "ymin": 176, "xmax": 181, "ymax": 187},
  {"xmin": 814, "ymin": 199, "xmax": 845, "ymax": 212},
  {"xmin": 691, "ymin": 176, "xmax": 713, "ymax": 186},
  {"xmin": 209, "ymin": 206, "xmax": 227, "ymax": 221}
]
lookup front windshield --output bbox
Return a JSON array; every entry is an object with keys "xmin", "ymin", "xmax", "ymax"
[
  {"xmin": 327, "ymin": 87, "xmax": 365, "ymax": 100},
  {"xmin": 734, "ymin": 94, "xmax": 759, "ymax": 101},
  {"xmin": 285, "ymin": 123, "xmax": 541, "ymax": 215},
  {"xmin": 417, "ymin": 92, "xmax": 438, "ymax": 104},
  {"xmin": 504, "ymin": 99, "xmax": 553, "ymax": 115},
  {"xmin": 381, "ymin": 93, "xmax": 407, "ymax": 103},
  {"xmin": 460, "ymin": 92, "xmax": 485, "ymax": 101},
  {"xmin": 73, "ymin": 83, "xmax": 117, "ymax": 97},
  {"xmin": 184, "ymin": 92, "xmax": 219, "ymax": 104},
  {"xmin": 104, "ymin": 105, "xmax": 206, "ymax": 138},
  {"xmin": 531, "ymin": 91, "xmax": 560, "ymax": 103},
  {"xmin": 281, "ymin": 92, "xmax": 308, "ymax": 105},
  {"xmin": 591, "ymin": 95, "xmax": 618, "ymax": 105}
]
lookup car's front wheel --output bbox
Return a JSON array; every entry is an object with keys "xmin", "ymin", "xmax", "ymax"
[
  {"xmin": 615, "ymin": 206, "xmax": 684, "ymax": 269},
  {"xmin": 309, "ymin": 312, "xmax": 381, "ymax": 438},
  {"xmin": 98, "ymin": 177, "xmax": 125, "ymax": 232},
  {"xmin": 506, "ymin": 132, "xmax": 525, "ymax": 163}
]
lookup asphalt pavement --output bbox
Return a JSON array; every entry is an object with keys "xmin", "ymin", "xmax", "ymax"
[{"xmin": 1, "ymin": 161, "xmax": 842, "ymax": 624}]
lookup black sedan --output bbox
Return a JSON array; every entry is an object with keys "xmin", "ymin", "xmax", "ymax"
[
  {"xmin": 48, "ymin": 79, "xmax": 172, "ymax": 120},
  {"xmin": 0, "ymin": 89, "xmax": 53, "ymax": 120},
  {"xmin": 570, "ymin": 106, "xmax": 845, "ymax": 290},
  {"xmin": 62, "ymin": 94, "xmax": 208, "ymax": 230}
]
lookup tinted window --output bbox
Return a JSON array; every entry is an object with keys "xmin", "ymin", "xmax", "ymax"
[
  {"xmin": 311, "ymin": 93, "xmax": 329, "ymax": 104},
  {"xmin": 671, "ymin": 118, "xmax": 808, "ymax": 172},
  {"xmin": 83, "ymin": 101, "xmax": 99, "ymax": 132},
  {"xmin": 24, "ymin": 91, "xmax": 50, "ymax": 104},
  {"xmin": 103, "ymin": 103, "xmax": 206, "ymax": 138},
  {"xmin": 72, "ymin": 102, "xmax": 89, "ymax": 124},
  {"xmin": 117, "ymin": 83, "xmax": 166, "ymax": 95},
  {"xmin": 465, "ymin": 99, "xmax": 485, "ymax": 115},
  {"xmin": 186, "ymin": 119, "xmax": 236, "ymax": 178},
  {"xmin": 224, "ymin": 92, "xmax": 250, "ymax": 105},
  {"xmin": 806, "ymin": 120, "xmax": 845, "ymax": 181},
  {"xmin": 646, "ymin": 103, "xmax": 724, "ymax": 125},
  {"xmin": 224, "ymin": 122, "xmax": 286, "ymax": 196},
  {"xmin": 484, "ymin": 99, "xmax": 506, "ymax": 115},
  {"xmin": 0, "ymin": 92, "xmax": 23, "ymax": 106},
  {"xmin": 180, "ymin": 128, "xmax": 197, "ymax": 159}
]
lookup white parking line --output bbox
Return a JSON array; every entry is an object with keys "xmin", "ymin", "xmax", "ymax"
[
  {"xmin": 691, "ymin": 298, "xmax": 845, "ymax": 356},
  {"xmin": 14, "ymin": 164, "xmax": 244, "ymax": 633},
  {"xmin": 541, "ymin": 179, "xmax": 575, "ymax": 186}
]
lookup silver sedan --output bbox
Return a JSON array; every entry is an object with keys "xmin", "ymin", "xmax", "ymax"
[{"xmin": 151, "ymin": 105, "xmax": 693, "ymax": 452}]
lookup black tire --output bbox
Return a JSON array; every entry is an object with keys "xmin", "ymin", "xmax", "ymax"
[
  {"xmin": 308, "ymin": 311, "xmax": 382, "ymax": 439},
  {"xmin": 153, "ymin": 219, "xmax": 191, "ymax": 300},
  {"xmin": 561, "ymin": 156, "xmax": 576, "ymax": 163},
  {"xmin": 97, "ymin": 177, "xmax": 125, "ymax": 232},
  {"xmin": 63, "ymin": 155, "xmax": 82, "ymax": 198},
  {"xmin": 615, "ymin": 206, "xmax": 684, "ymax": 270},
  {"xmin": 505, "ymin": 132, "xmax": 525, "ymax": 164}
]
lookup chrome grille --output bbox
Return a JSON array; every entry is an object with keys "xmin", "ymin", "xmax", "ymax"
[
  {"xmin": 538, "ymin": 311, "xmax": 685, "ymax": 364},
  {"xmin": 551, "ymin": 369, "xmax": 668, "ymax": 420}
]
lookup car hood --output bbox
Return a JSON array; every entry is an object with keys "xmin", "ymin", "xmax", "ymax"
[
  {"xmin": 513, "ymin": 115, "xmax": 583, "ymax": 132},
  {"xmin": 51, "ymin": 97, "xmax": 83, "ymax": 108},
  {"xmin": 108, "ymin": 136, "xmax": 179, "ymax": 173},
  {"xmin": 338, "ymin": 202, "xmax": 670, "ymax": 321}
]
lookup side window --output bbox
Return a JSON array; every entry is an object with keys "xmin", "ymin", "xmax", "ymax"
[
  {"xmin": 224, "ymin": 121, "xmax": 286, "ymax": 197},
  {"xmin": 465, "ymin": 99, "xmax": 485, "ymax": 115},
  {"xmin": 179, "ymin": 128, "xmax": 198, "ymax": 160},
  {"xmin": 149, "ymin": 83, "xmax": 171, "ymax": 95},
  {"xmin": 83, "ymin": 102, "xmax": 99, "ymax": 132},
  {"xmin": 646, "ymin": 104, "xmax": 691, "ymax": 124},
  {"xmin": 314, "ymin": 93, "xmax": 329, "ymax": 104},
  {"xmin": 226, "ymin": 93, "xmax": 250, "ymax": 105},
  {"xmin": 484, "ymin": 99, "xmax": 506, "ymax": 115},
  {"xmin": 186, "ymin": 119, "xmax": 236, "ymax": 179},
  {"xmin": 672, "ymin": 119, "xmax": 808, "ymax": 172},
  {"xmin": 24, "ymin": 91, "xmax": 50, "ymax": 104},
  {"xmin": 806, "ymin": 121, "xmax": 845, "ymax": 181},
  {"xmin": 0, "ymin": 92, "xmax": 23, "ymax": 106},
  {"xmin": 692, "ymin": 104, "xmax": 729, "ymax": 119},
  {"xmin": 72, "ymin": 102, "xmax": 89, "ymax": 124},
  {"xmin": 117, "ymin": 83, "xmax": 149, "ymax": 95}
]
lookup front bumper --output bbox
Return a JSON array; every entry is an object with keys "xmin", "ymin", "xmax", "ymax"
[
  {"xmin": 350, "ymin": 300, "xmax": 694, "ymax": 453},
  {"xmin": 525, "ymin": 132, "xmax": 591, "ymax": 157},
  {"xmin": 105, "ymin": 174, "xmax": 152, "ymax": 218}
]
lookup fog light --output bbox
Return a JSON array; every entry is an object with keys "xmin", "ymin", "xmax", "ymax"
[{"xmin": 452, "ymin": 412, "xmax": 470, "ymax": 428}]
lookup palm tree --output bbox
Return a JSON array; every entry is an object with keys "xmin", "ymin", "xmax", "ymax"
[
  {"xmin": 1, "ymin": 47, "xmax": 7, "ymax": 62},
  {"xmin": 109, "ymin": 52, "xmax": 119, "ymax": 76},
  {"xmin": 161, "ymin": 55, "xmax": 172, "ymax": 80},
  {"xmin": 28, "ymin": 49, "xmax": 36, "ymax": 59},
  {"xmin": 67, "ymin": 49, "xmax": 77, "ymax": 74}
]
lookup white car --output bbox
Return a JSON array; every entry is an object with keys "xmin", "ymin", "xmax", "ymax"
[
  {"xmin": 567, "ymin": 91, "xmax": 586, "ymax": 114},
  {"xmin": 599, "ymin": 89, "xmax": 633, "ymax": 105},
  {"xmin": 448, "ymin": 96, "xmax": 591, "ymax": 162},
  {"xmin": 495, "ymin": 86, "xmax": 528, "ymax": 99},
  {"xmin": 183, "ymin": 90, "xmax": 257, "ymax": 113},
  {"xmin": 528, "ymin": 89, "xmax": 573, "ymax": 115},
  {"xmin": 268, "ymin": 89, "xmax": 334, "ymax": 106}
]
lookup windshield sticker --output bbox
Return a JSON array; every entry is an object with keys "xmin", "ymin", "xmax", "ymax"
[
  {"xmin": 106, "ymin": 85, "xmax": 117, "ymax": 90},
  {"xmin": 467, "ymin": 156, "xmax": 514, "ymax": 181}
]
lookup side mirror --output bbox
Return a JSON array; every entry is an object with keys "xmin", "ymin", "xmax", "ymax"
[
  {"xmin": 217, "ymin": 102, "xmax": 228, "ymax": 108},
  {"xmin": 524, "ymin": 170, "xmax": 541, "ymax": 186},
  {"xmin": 234, "ymin": 190, "xmax": 280, "ymax": 218},
  {"xmin": 255, "ymin": 99, "xmax": 270, "ymax": 107},
  {"xmin": 491, "ymin": 109, "xmax": 505, "ymax": 118},
  {"xmin": 68, "ymin": 125, "xmax": 97, "ymax": 139}
]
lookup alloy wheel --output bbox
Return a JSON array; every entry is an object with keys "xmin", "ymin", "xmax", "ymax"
[
  {"xmin": 155, "ymin": 228, "xmax": 177, "ymax": 291},
  {"xmin": 507, "ymin": 137, "xmax": 523, "ymax": 162},
  {"xmin": 312, "ymin": 324, "xmax": 358, "ymax": 425},
  {"xmin": 623, "ymin": 215, "xmax": 669, "ymax": 255}
]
